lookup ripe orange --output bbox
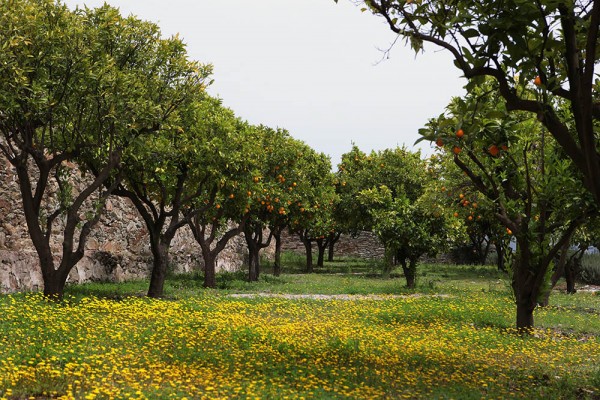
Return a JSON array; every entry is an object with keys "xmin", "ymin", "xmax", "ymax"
[
  {"xmin": 468, "ymin": 215, "xmax": 473, "ymax": 221},
  {"xmin": 534, "ymin": 76, "xmax": 542, "ymax": 86},
  {"xmin": 453, "ymin": 212, "xmax": 459, "ymax": 218},
  {"xmin": 488, "ymin": 144, "xmax": 499, "ymax": 157},
  {"xmin": 456, "ymin": 129, "xmax": 464, "ymax": 138},
  {"xmin": 436, "ymin": 138, "xmax": 444, "ymax": 147},
  {"xmin": 506, "ymin": 228, "xmax": 513, "ymax": 235},
  {"xmin": 452, "ymin": 146, "xmax": 462, "ymax": 155}
]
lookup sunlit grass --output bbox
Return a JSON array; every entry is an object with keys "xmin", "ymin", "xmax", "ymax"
[{"xmin": 0, "ymin": 262, "xmax": 598, "ymax": 399}]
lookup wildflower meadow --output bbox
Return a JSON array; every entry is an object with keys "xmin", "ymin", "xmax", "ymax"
[{"xmin": 1, "ymin": 264, "xmax": 599, "ymax": 399}]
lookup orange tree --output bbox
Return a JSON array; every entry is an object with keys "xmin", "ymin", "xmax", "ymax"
[
  {"xmin": 356, "ymin": 147, "xmax": 450, "ymax": 286},
  {"xmin": 332, "ymin": 146, "xmax": 375, "ymax": 253},
  {"xmin": 343, "ymin": 0, "xmax": 600, "ymax": 212},
  {"xmin": 422, "ymin": 82, "xmax": 594, "ymax": 329},
  {"xmin": 114, "ymin": 96, "xmax": 256, "ymax": 294},
  {"xmin": 428, "ymin": 153, "xmax": 508, "ymax": 268},
  {"xmin": 0, "ymin": 1, "xmax": 208, "ymax": 298},
  {"xmin": 183, "ymin": 108, "xmax": 267, "ymax": 289},
  {"xmin": 242, "ymin": 126, "xmax": 295, "ymax": 281},
  {"xmin": 243, "ymin": 127, "xmax": 335, "ymax": 278},
  {"xmin": 290, "ymin": 167, "xmax": 337, "ymax": 272}
]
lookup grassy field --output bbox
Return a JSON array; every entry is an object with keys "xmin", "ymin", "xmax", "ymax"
[{"xmin": 1, "ymin": 259, "xmax": 599, "ymax": 399}]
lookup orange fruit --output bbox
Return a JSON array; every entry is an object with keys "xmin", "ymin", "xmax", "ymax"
[
  {"xmin": 488, "ymin": 144, "xmax": 499, "ymax": 157},
  {"xmin": 456, "ymin": 129, "xmax": 464, "ymax": 138},
  {"xmin": 453, "ymin": 146, "xmax": 462, "ymax": 154},
  {"xmin": 534, "ymin": 76, "xmax": 542, "ymax": 86},
  {"xmin": 436, "ymin": 138, "xmax": 444, "ymax": 147}
]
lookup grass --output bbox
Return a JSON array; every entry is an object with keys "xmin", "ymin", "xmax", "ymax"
[{"xmin": 1, "ymin": 259, "xmax": 599, "ymax": 399}]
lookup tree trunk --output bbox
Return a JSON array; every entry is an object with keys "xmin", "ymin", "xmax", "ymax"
[
  {"xmin": 302, "ymin": 239, "xmax": 313, "ymax": 273},
  {"xmin": 495, "ymin": 241, "xmax": 506, "ymax": 272},
  {"xmin": 327, "ymin": 232, "xmax": 341, "ymax": 262},
  {"xmin": 400, "ymin": 258, "xmax": 417, "ymax": 289},
  {"xmin": 516, "ymin": 300, "xmax": 534, "ymax": 331},
  {"xmin": 147, "ymin": 239, "xmax": 170, "ymax": 298},
  {"xmin": 511, "ymin": 248, "xmax": 537, "ymax": 331},
  {"xmin": 328, "ymin": 240, "xmax": 335, "ymax": 262},
  {"xmin": 248, "ymin": 249, "xmax": 260, "ymax": 281},
  {"xmin": 565, "ymin": 260, "xmax": 577, "ymax": 294},
  {"xmin": 273, "ymin": 233, "xmax": 282, "ymax": 277},
  {"xmin": 316, "ymin": 238, "xmax": 326, "ymax": 268},
  {"xmin": 42, "ymin": 268, "xmax": 68, "ymax": 299},
  {"xmin": 203, "ymin": 253, "xmax": 217, "ymax": 289}
]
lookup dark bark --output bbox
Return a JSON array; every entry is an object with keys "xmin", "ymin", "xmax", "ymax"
[
  {"xmin": 147, "ymin": 238, "xmax": 170, "ymax": 298},
  {"xmin": 516, "ymin": 301, "xmax": 535, "ymax": 332},
  {"xmin": 315, "ymin": 238, "xmax": 328, "ymax": 268},
  {"xmin": 495, "ymin": 241, "xmax": 506, "ymax": 272},
  {"xmin": 273, "ymin": 232, "xmax": 282, "ymax": 277},
  {"xmin": 202, "ymin": 253, "xmax": 217, "ymax": 289},
  {"xmin": 113, "ymin": 178, "xmax": 188, "ymax": 298},
  {"xmin": 301, "ymin": 237, "xmax": 313, "ymax": 273},
  {"xmin": 188, "ymin": 213, "xmax": 246, "ymax": 288},
  {"xmin": 399, "ymin": 257, "xmax": 417, "ymax": 289},
  {"xmin": 327, "ymin": 232, "xmax": 341, "ymax": 262},
  {"xmin": 42, "ymin": 268, "xmax": 69, "ymax": 299},
  {"xmin": 12, "ymin": 148, "xmax": 120, "ymax": 299},
  {"xmin": 511, "ymin": 254, "xmax": 536, "ymax": 330},
  {"xmin": 243, "ymin": 222, "xmax": 273, "ymax": 282}
]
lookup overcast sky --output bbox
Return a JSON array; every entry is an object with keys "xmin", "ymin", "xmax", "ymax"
[{"xmin": 62, "ymin": 0, "xmax": 465, "ymax": 165}]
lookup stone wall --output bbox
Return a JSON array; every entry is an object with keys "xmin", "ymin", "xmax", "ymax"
[
  {"xmin": 0, "ymin": 154, "xmax": 388, "ymax": 294},
  {"xmin": 280, "ymin": 230, "xmax": 385, "ymax": 260},
  {"xmin": 0, "ymin": 157, "xmax": 248, "ymax": 293}
]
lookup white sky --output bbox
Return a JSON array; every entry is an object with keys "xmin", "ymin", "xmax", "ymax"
[{"xmin": 62, "ymin": 0, "xmax": 465, "ymax": 166}]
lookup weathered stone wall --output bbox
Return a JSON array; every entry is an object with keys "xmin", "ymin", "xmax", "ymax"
[
  {"xmin": 1, "ymin": 153, "xmax": 388, "ymax": 294},
  {"xmin": 0, "ymin": 157, "xmax": 248, "ymax": 293},
  {"xmin": 280, "ymin": 230, "xmax": 385, "ymax": 260}
]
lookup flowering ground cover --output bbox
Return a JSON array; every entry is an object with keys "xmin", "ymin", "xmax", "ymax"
[{"xmin": 0, "ymin": 265, "xmax": 599, "ymax": 399}]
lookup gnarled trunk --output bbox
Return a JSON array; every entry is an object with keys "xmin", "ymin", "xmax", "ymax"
[{"xmin": 244, "ymin": 223, "xmax": 271, "ymax": 282}]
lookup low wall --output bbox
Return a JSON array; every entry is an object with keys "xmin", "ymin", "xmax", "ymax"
[
  {"xmin": 280, "ymin": 230, "xmax": 385, "ymax": 260},
  {"xmin": 0, "ymin": 158, "xmax": 247, "ymax": 293}
]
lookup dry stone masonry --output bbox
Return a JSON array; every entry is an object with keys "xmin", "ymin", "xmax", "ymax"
[
  {"xmin": 1, "ymin": 156, "xmax": 384, "ymax": 293},
  {"xmin": 0, "ymin": 158, "xmax": 247, "ymax": 293}
]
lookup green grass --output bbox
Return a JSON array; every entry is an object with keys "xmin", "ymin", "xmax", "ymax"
[{"xmin": 1, "ymin": 259, "xmax": 599, "ymax": 399}]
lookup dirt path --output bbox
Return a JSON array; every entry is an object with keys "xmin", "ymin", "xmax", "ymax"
[{"xmin": 228, "ymin": 293, "xmax": 451, "ymax": 300}]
